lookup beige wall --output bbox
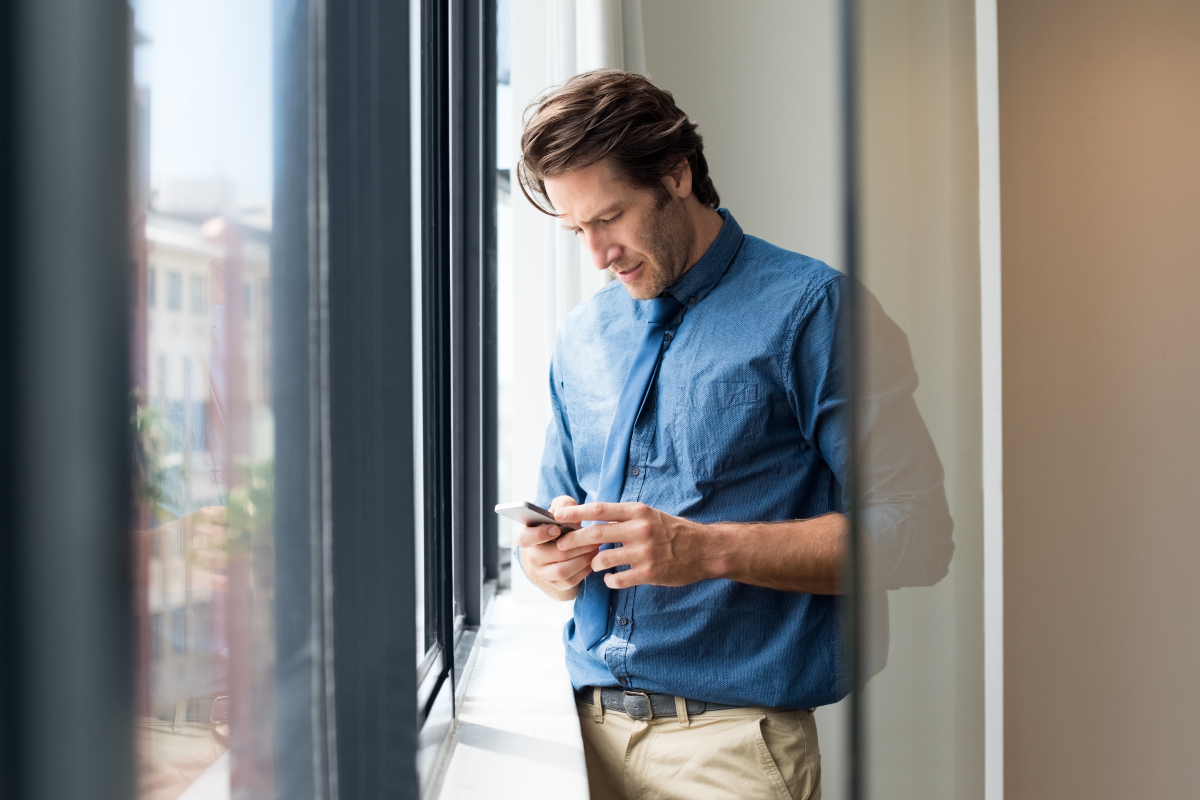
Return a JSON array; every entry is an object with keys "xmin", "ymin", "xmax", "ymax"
[{"xmin": 1000, "ymin": 1, "xmax": 1200, "ymax": 797}]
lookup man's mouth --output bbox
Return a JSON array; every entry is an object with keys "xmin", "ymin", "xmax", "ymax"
[{"xmin": 613, "ymin": 261, "xmax": 644, "ymax": 284}]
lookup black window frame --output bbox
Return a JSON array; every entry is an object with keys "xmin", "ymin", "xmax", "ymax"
[
  {"xmin": 415, "ymin": 0, "xmax": 499, "ymax": 731},
  {"xmin": 0, "ymin": 0, "xmax": 134, "ymax": 796}
]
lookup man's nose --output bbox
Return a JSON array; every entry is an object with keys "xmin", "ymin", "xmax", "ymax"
[{"xmin": 585, "ymin": 238, "xmax": 622, "ymax": 271}]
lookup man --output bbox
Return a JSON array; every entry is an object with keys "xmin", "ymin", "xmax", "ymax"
[{"xmin": 515, "ymin": 69, "xmax": 953, "ymax": 800}]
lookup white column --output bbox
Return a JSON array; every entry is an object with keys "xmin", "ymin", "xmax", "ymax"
[{"xmin": 976, "ymin": 0, "xmax": 1004, "ymax": 798}]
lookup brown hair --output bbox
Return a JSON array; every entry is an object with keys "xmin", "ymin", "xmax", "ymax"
[{"xmin": 518, "ymin": 69, "xmax": 720, "ymax": 216}]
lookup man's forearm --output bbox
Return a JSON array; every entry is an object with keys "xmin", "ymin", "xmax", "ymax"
[{"xmin": 705, "ymin": 512, "xmax": 847, "ymax": 595}]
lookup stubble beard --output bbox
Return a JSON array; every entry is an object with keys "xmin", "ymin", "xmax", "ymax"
[{"xmin": 621, "ymin": 195, "xmax": 695, "ymax": 301}]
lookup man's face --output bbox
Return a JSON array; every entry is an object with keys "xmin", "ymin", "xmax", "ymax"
[{"xmin": 544, "ymin": 160, "xmax": 695, "ymax": 301}]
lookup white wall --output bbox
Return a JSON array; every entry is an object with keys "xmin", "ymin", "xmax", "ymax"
[
  {"xmin": 507, "ymin": 0, "xmax": 559, "ymax": 523},
  {"xmin": 641, "ymin": 0, "xmax": 841, "ymax": 266}
]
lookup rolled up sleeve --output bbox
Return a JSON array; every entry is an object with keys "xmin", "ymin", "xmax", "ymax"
[{"xmin": 790, "ymin": 276, "xmax": 955, "ymax": 590}]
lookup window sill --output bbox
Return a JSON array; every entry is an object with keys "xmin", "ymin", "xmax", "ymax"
[{"xmin": 421, "ymin": 577, "xmax": 589, "ymax": 799}]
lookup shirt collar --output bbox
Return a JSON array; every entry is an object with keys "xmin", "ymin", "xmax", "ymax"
[
  {"xmin": 667, "ymin": 209, "xmax": 739, "ymax": 309},
  {"xmin": 665, "ymin": 208, "xmax": 744, "ymax": 309}
]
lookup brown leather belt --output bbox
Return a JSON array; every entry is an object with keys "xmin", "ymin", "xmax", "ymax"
[{"xmin": 576, "ymin": 687, "xmax": 739, "ymax": 720}]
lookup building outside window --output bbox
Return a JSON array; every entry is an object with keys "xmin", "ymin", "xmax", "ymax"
[{"xmin": 130, "ymin": 1, "xmax": 275, "ymax": 796}]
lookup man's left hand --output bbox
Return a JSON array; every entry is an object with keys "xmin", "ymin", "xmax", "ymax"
[{"xmin": 553, "ymin": 502, "xmax": 719, "ymax": 589}]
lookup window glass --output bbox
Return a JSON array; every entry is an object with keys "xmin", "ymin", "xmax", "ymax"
[
  {"xmin": 495, "ymin": 0, "xmax": 514, "ymax": 569},
  {"xmin": 166, "ymin": 271, "xmax": 182, "ymax": 311},
  {"xmin": 130, "ymin": 0, "xmax": 276, "ymax": 796},
  {"xmin": 854, "ymin": 1, "xmax": 985, "ymax": 797},
  {"xmin": 190, "ymin": 274, "xmax": 208, "ymax": 314}
]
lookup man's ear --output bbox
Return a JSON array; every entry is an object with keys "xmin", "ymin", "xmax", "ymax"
[{"xmin": 664, "ymin": 159, "xmax": 693, "ymax": 198}]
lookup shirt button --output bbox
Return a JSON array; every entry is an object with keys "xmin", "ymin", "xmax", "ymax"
[
  {"xmin": 688, "ymin": 295, "xmax": 697, "ymax": 305},
  {"xmin": 618, "ymin": 617, "xmax": 629, "ymax": 626},
  {"xmin": 630, "ymin": 465, "xmax": 640, "ymax": 476},
  {"xmin": 618, "ymin": 676, "xmax": 629, "ymax": 686},
  {"xmin": 663, "ymin": 331, "xmax": 673, "ymax": 343}
]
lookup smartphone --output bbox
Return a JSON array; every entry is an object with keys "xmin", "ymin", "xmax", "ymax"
[{"xmin": 494, "ymin": 501, "xmax": 581, "ymax": 534}]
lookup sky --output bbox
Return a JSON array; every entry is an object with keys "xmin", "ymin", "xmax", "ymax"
[{"xmin": 133, "ymin": 0, "xmax": 274, "ymax": 202}]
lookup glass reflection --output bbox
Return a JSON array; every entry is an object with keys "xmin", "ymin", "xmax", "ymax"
[
  {"xmin": 852, "ymin": 0, "xmax": 985, "ymax": 797},
  {"xmin": 130, "ymin": 0, "xmax": 275, "ymax": 796}
]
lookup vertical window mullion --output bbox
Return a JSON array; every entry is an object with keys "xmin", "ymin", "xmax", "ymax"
[
  {"xmin": 324, "ymin": 0, "xmax": 418, "ymax": 793},
  {"xmin": 448, "ymin": 0, "xmax": 468, "ymax": 645},
  {"xmin": 461, "ymin": 0, "xmax": 499, "ymax": 628},
  {"xmin": 420, "ymin": 0, "xmax": 455, "ymax": 705},
  {"xmin": 480, "ymin": 0, "xmax": 500, "ymax": 592}
]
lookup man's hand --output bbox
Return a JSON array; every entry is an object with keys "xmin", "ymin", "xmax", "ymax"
[
  {"xmin": 553, "ymin": 501, "xmax": 848, "ymax": 594},
  {"xmin": 516, "ymin": 496, "xmax": 599, "ymax": 601},
  {"xmin": 553, "ymin": 502, "xmax": 715, "ymax": 589},
  {"xmin": 186, "ymin": 506, "xmax": 229, "ymax": 572}
]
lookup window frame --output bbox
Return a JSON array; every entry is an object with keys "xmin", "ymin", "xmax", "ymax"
[
  {"xmin": 414, "ymin": 0, "xmax": 499, "ymax": 736},
  {"xmin": 0, "ymin": 0, "xmax": 134, "ymax": 796}
]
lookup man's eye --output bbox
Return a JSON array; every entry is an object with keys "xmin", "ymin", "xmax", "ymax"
[{"xmin": 600, "ymin": 214, "xmax": 620, "ymax": 224}]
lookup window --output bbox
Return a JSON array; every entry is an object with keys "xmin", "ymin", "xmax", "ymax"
[
  {"xmin": 189, "ymin": 274, "xmax": 207, "ymax": 314},
  {"xmin": 165, "ymin": 270, "xmax": 182, "ymax": 310},
  {"xmin": 413, "ymin": 0, "xmax": 500, "ymax": 748},
  {"xmin": 4, "ymin": 0, "xmax": 494, "ymax": 796},
  {"xmin": 190, "ymin": 401, "xmax": 206, "ymax": 451},
  {"xmin": 130, "ymin": 1, "xmax": 278, "ymax": 796},
  {"xmin": 155, "ymin": 353, "xmax": 168, "ymax": 400},
  {"xmin": 166, "ymin": 401, "xmax": 184, "ymax": 455}
]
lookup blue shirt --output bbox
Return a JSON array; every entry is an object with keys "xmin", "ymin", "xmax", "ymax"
[{"xmin": 535, "ymin": 210, "xmax": 953, "ymax": 709}]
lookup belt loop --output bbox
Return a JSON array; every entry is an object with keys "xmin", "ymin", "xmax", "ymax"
[
  {"xmin": 592, "ymin": 687, "xmax": 605, "ymax": 724},
  {"xmin": 674, "ymin": 696, "xmax": 690, "ymax": 728}
]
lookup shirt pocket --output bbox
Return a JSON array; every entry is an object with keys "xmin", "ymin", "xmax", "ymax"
[{"xmin": 673, "ymin": 381, "xmax": 763, "ymax": 479}]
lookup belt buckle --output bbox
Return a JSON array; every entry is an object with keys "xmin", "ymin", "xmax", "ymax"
[{"xmin": 622, "ymin": 690, "xmax": 653, "ymax": 720}]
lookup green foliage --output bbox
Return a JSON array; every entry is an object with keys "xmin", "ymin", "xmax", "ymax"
[
  {"xmin": 131, "ymin": 390, "xmax": 169, "ymax": 513},
  {"xmin": 226, "ymin": 458, "xmax": 274, "ymax": 555}
]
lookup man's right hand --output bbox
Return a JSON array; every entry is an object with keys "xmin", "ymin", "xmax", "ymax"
[{"xmin": 517, "ymin": 495, "xmax": 599, "ymax": 601}]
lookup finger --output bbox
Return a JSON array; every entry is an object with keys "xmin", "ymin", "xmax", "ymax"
[
  {"xmin": 556, "ymin": 543, "xmax": 601, "ymax": 561},
  {"xmin": 555, "ymin": 501, "xmax": 641, "ymax": 525},
  {"xmin": 556, "ymin": 521, "xmax": 634, "ymax": 551},
  {"xmin": 605, "ymin": 566, "xmax": 650, "ymax": 590},
  {"xmin": 194, "ymin": 550, "xmax": 229, "ymax": 569},
  {"xmin": 541, "ymin": 552, "xmax": 595, "ymax": 582},
  {"xmin": 197, "ymin": 506, "xmax": 229, "ymax": 525},
  {"xmin": 592, "ymin": 546, "xmax": 634, "ymax": 573},
  {"xmin": 193, "ymin": 522, "xmax": 227, "ymax": 540},
  {"xmin": 549, "ymin": 495, "xmax": 579, "ymax": 513},
  {"xmin": 526, "ymin": 542, "xmax": 596, "ymax": 567},
  {"xmin": 515, "ymin": 524, "xmax": 561, "ymax": 548},
  {"xmin": 552, "ymin": 562, "xmax": 593, "ymax": 590}
]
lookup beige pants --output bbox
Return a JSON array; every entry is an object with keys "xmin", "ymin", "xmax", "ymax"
[{"xmin": 577, "ymin": 696, "xmax": 821, "ymax": 800}]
